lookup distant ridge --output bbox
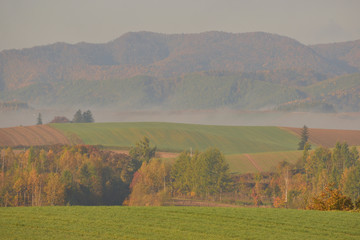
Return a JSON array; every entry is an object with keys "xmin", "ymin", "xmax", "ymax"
[
  {"xmin": 1, "ymin": 31, "xmax": 358, "ymax": 90},
  {"xmin": 0, "ymin": 31, "xmax": 359, "ymax": 111}
]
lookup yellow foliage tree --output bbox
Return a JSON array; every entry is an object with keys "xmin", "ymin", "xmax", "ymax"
[
  {"xmin": 128, "ymin": 159, "xmax": 169, "ymax": 206},
  {"xmin": 44, "ymin": 173, "xmax": 65, "ymax": 206}
]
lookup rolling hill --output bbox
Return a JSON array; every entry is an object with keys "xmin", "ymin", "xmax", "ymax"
[
  {"xmin": 311, "ymin": 39, "xmax": 360, "ymax": 71},
  {"xmin": 1, "ymin": 31, "xmax": 360, "ymax": 111},
  {"xmin": 0, "ymin": 125, "xmax": 69, "ymax": 146},
  {"xmin": 277, "ymin": 74, "xmax": 360, "ymax": 112},
  {"xmin": 2, "ymin": 122, "xmax": 360, "ymax": 173},
  {"xmin": 50, "ymin": 122, "xmax": 300, "ymax": 154}
]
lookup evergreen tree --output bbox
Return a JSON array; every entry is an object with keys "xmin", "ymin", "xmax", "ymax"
[
  {"xmin": 82, "ymin": 110, "xmax": 94, "ymax": 123},
  {"xmin": 129, "ymin": 137, "xmax": 156, "ymax": 164},
  {"xmin": 72, "ymin": 110, "xmax": 83, "ymax": 123},
  {"xmin": 36, "ymin": 113, "xmax": 43, "ymax": 125},
  {"xmin": 298, "ymin": 125, "xmax": 309, "ymax": 150}
]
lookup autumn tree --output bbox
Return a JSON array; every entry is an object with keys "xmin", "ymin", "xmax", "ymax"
[
  {"xmin": 196, "ymin": 148, "xmax": 231, "ymax": 198},
  {"xmin": 127, "ymin": 159, "xmax": 170, "ymax": 206},
  {"xmin": 0, "ymin": 145, "xmax": 137, "ymax": 207},
  {"xmin": 307, "ymin": 184, "xmax": 353, "ymax": 211},
  {"xmin": 50, "ymin": 116, "xmax": 71, "ymax": 123},
  {"xmin": 296, "ymin": 142, "xmax": 311, "ymax": 169},
  {"xmin": 252, "ymin": 173, "xmax": 263, "ymax": 206},
  {"xmin": 170, "ymin": 152, "xmax": 192, "ymax": 195},
  {"xmin": 272, "ymin": 161, "xmax": 291, "ymax": 207},
  {"xmin": 341, "ymin": 164, "xmax": 360, "ymax": 202},
  {"xmin": 331, "ymin": 142, "xmax": 358, "ymax": 185},
  {"xmin": 45, "ymin": 173, "xmax": 65, "ymax": 206},
  {"xmin": 305, "ymin": 146, "xmax": 332, "ymax": 194},
  {"xmin": 170, "ymin": 147, "xmax": 231, "ymax": 200}
]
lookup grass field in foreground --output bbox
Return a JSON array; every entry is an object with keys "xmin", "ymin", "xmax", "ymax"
[
  {"xmin": 1, "ymin": 206, "xmax": 359, "ymax": 240},
  {"xmin": 51, "ymin": 122, "xmax": 300, "ymax": 154}
]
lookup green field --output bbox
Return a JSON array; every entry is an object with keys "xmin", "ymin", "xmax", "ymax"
[
  {"xmin": 227, "ymin": 150, "xmax": 303, "ymax": 173},
  {"xmin": 51, "ymin": 122, "xmax": 300, "ymax": 154},
  {"xmin": 1, "ymin": 206, "xmax": 359, "ymax": 239}
]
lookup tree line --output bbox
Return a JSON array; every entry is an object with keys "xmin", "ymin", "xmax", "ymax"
[
  {"xmin": 126, "ymin": 143, "xmax": 231, "ymax": 206},
  {"xmin": 125, "ymin": 136, "xmax": 360, "ymax": 210},
  {"xmin": 39, "ymin": 109, "xmax": 95, "ymax": 125},
  {"xmin": 1, "ymin": 136, "xmax": 360, "ymax": 210},
  {"xmin": 0, "ymin": 145, "xmax": 138, "ymax": 206}
]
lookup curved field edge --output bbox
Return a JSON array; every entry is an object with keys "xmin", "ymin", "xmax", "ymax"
[
  {"xmin": 282, "ymin": 127, "xmax": 360, "ymax": 148},
  {"xmin": 1, "ymin": 206, "xmax": 360, "ymax": 240},
  {"xmin": 50, "ymin": 122, "xmax": 301, "ymax": 154},
  {"xmin": 0, "ymin": 125, "xmax": 70, "ymax": 147}
]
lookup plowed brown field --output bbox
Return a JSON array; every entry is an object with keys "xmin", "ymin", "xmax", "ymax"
[
  {"xmin": 0, "ymin": 125, "xmax": 70, "ymax": 147},
  {"xmin": 283, "ymin": 127, "xmax": 360, "ymax": 148}
]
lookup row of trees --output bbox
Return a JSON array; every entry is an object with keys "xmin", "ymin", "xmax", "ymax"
[
  {"xmin": 1, "ymin": 136, "xmax": 359, "ymax": 210},
  {"xmin": 0, "ymin": 145, "xmax": 138, "ymax": 207},
  {"xmin": 170, "ymin": 149, "xmax": 231, "ymax": 199},
  {"xmin": 261, "ymin": 142, "xmax": 360, "ymax": 210},
  {"xmin": 36, "ymin": 110, "xmax": 95, "ymax": 125},
  {"xmin": 119, "ymin": 137, "xmax": 232, "ymax": 206},
  {"xmin": 126, "ymin": 147, "xmax": 232, "ymax": 206},
  {"xmin": 72, "ymin": 109, "xmax": 94, "ymax": 123},
  {"xmin": 126, "ymin": 137, "xmax": 360, "ymax": 209}
]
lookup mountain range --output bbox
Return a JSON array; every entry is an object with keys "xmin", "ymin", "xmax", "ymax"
[{"xmin": 0, "ymin": 31, "xmax": 359, "ymax": 111}]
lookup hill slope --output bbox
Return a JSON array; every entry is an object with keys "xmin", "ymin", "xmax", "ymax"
[
  {"xmin": 0, "ymin": 31, "xmax": 355, "ymax": 91},
  {"xmin": 311, "ymin": 39, "xmax": 360, "ymax": 71},
  {"xmin": 51, "ymin": 122, "xmax": 300, "ymax": 154},
  {"xmin": 1, "ymin": 31, "xmax": 360, "ymax": 111},
  {"xmin": 284, "ymin": 127, "xmax": 360, "ymax": 148},
  {"xmin": 277, "ymin": 73, "xmax": 360, "ymax": 112},
  {"xmin": 0, "ymin": 73, "xmax": 304, "ymax": 110},
  {"xmin": 0, "ymin": 125, "xmax": 70, "ymax": 146}
]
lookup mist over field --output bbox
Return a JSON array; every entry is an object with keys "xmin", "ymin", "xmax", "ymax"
[
  {"xmin": 2, "ymin": 108, "xmax": 360, "ymax": 130},
  {"xmin": 2, "ymin": 2, "xmax": 360, "ymax": 238}
]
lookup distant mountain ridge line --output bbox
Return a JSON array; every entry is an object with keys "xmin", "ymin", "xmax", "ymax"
[
  {"xmin": 0, "ymin": 31, "xmax": 360, "ymax": 111},
  {"xmin": 1, "ymin": 31, "xmax": 359, "ymax": 90}
]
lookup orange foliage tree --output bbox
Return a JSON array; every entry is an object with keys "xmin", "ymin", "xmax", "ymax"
[{"xmin": 307, "ymin": 184, "xmax": 353, "ymax": 211}]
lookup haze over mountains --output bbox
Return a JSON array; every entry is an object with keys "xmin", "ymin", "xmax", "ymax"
[{"xmin": 0, "ymin": 31, "xmax": 359, "ymax": 111}]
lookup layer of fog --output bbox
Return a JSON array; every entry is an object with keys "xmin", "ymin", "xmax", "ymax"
[{"xmin": 1, "ymin": 108, "xmax": 360, "ymax": 130}]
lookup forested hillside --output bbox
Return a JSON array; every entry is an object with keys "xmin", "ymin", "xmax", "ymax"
[
  {"xmin": 1, "ymin": 72, "xmax": 359, "ymax": 111},
  {"xmin": 1, "ymin": 31, "xmax": 359, "ymax": 111},
  {"xmin": 311, "ymin": 39, "xmax": 360, "ymax": 71}
]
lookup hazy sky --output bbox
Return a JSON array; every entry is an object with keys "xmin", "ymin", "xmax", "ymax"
[{"xmin": 1, "ymin": 0, "xmax": 359, "ymax": 51}]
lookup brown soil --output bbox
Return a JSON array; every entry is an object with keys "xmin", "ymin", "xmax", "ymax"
[
  {"xmin": 283, "ymin": 127, "xmax": 360, "ymax": 148},
  {"xmin": 0, "ymin": 125, "xmax": 70, "ymax": 147}
]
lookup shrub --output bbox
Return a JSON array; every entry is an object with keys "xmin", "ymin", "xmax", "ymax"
[{"xmin": 307, "ymin": 184, "xmax": 354, "ymax": 211}]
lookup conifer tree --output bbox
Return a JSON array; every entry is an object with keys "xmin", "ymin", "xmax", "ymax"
[
  {"xmin": 82, "ymin": 110, "xmax": 94, "ymax": 123},
  {"xmin": 36, "ymin": 113, "xmax": 42, "ymax": 125},
  {"xmin": 72, "ymin": 109, "xmax": 83, "ymax": 123},
  {"xmin": 129, "ymin": 137, "xmax": 156, "ymax": 164},
  {"xmin": 298, "ymin": 125, "xmax": 309, "ymax": 150}
]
